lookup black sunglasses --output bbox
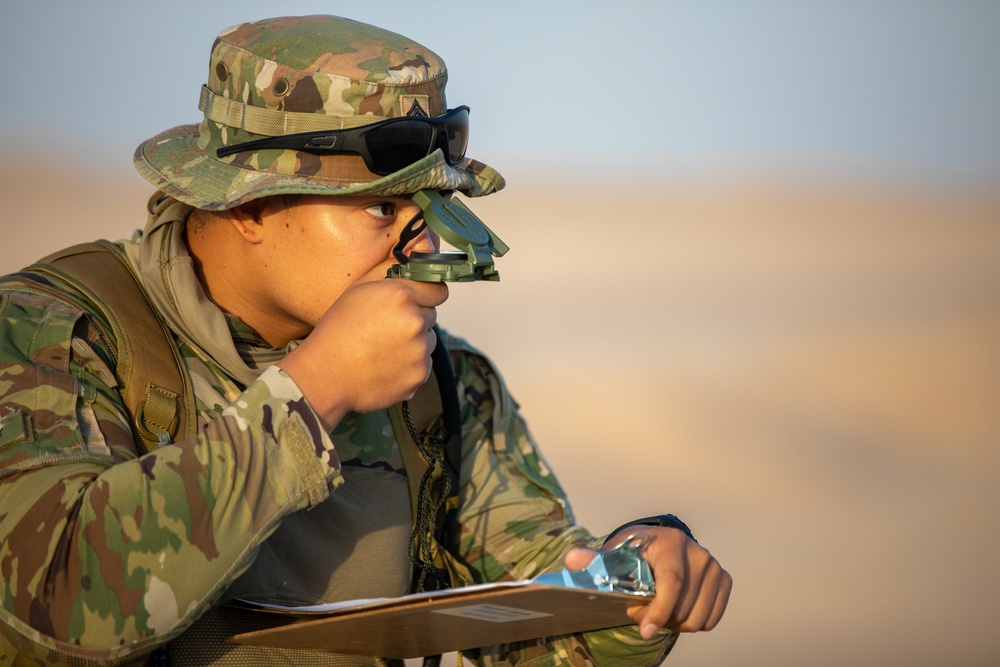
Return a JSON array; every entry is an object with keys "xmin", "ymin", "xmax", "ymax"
[{"xmin": 216, "ymin": 106, "xmax": 470, "ymax": 175}]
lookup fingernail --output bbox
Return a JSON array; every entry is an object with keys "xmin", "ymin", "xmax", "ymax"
[{"xmin": 641, "ymin": 623, "xmax": 658, "ymax": 639}]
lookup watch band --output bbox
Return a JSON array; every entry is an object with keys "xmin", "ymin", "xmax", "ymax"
[{"xmin": 605, "ymin": 513, "xmax": 697, "ymax": 543}]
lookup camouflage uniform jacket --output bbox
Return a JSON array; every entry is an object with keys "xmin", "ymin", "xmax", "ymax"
[{"xmin": 0, "ymin": 236, "xmax": 674, "ymax": 666}]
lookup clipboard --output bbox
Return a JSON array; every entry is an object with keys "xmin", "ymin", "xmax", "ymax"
[
  {"xmin": 228, "ymin": 582, "xmax": 642, "ymax": 658},
  {"xmin": 228, "ymin": 532, "xmax": 656, "ymax": 659}
]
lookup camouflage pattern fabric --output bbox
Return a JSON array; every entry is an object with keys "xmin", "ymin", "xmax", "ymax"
[
  {"xmin": 0, "ymin": 234, "xmax": 675, "ymax": 665},
  {"xmin": 133, "ymin": 15, "xmax": 505, "ymax": 211}
]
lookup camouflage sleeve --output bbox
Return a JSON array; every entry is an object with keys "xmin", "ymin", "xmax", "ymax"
[
  {"xmin": 0, "ymin": 291, "xmax": 342, "ymax": 665},
  {"xmin": 445, "ymin": 333, "xmax": 676, "ymax": 666}
]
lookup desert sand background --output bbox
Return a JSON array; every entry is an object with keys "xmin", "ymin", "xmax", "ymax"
[{"xmin": 2, "ymin": 159, "xmax": 997, "ymax": 666}]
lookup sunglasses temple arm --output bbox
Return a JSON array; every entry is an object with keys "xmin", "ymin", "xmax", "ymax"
[{"xmin": 216, "ymin": 138, "xmax": 273, "ymax": 158}]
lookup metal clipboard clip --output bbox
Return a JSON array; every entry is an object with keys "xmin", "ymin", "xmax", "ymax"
[{"xmin": 533, "ymin": 532, "xmax": 655, "ymax": 597}]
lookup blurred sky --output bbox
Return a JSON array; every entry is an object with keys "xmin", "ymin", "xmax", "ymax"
[{"xmin": 1, "ymin": 0, "xmax": 999, "ymax": 183}]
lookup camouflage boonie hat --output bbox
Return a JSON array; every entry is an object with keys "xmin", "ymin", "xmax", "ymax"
[{"xmin": 134, "ymin": 15, "xmax": 504, "ymax": 210}]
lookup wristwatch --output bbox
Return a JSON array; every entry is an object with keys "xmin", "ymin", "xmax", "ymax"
[{"xmin": 605, "ymin": 514, "xmax": 697, "ymax": 543}]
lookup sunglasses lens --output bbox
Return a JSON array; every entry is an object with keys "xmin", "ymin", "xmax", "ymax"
[
  {"xmin": 365, "ymin": 121, "xmax": 435, "ymax": 174},
  {"xmin": 444, "ymin": 108, "xmax": 469, "ymax": 164},
  {"xmin": 362, "ymin": 108, "xmax": 471, "ymax": 174}
]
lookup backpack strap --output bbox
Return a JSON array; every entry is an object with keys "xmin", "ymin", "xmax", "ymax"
[
  {"xmin": 24, "ymin": 240, "xmax": 196, "ymax": 454},
  {"xmin": 430, "ymin": 338, "xmax": 463, "ymax": 555}
]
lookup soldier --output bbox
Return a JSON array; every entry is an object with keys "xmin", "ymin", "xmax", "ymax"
[{"xmin": 0, "ymin": 15, "xmax": 730, "ymax": 666}]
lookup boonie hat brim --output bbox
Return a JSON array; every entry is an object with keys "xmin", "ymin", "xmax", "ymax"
[{"xmin": 134, "ymin": 124, "xmax": 504, "ymax": 211}]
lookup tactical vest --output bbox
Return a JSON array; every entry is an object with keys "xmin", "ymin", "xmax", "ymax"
[{"xmin": 1, "ymin": 241, "xmax": 469, "ymax": 666}]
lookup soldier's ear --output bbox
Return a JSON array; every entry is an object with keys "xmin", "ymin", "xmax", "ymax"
[{"xmin": 226, "ymin": 198, "xmax": 270, "ymax": 244}]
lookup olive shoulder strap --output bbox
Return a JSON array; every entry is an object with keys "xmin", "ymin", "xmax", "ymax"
[{"xmin": 19, "ymin": 240, "xmax": 196, "ymax": 453}]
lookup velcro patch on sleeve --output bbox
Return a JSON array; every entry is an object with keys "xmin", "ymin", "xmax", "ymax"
[{"xmin": 0, "ymin": 408, "xmax": 33, "ymax": 449}]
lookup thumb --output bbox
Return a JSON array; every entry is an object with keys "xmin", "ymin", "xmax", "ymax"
[
  {"xmin": 563, "ymin": 548, "xmax": 599, "ymax": 572},
  {"xmin": 405, "ymin": 279, "xmax": 449, "ymax": 307}
]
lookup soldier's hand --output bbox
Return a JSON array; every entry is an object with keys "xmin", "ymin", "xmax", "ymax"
[
  {"xmin": 564, "ymin": 527, "xmax": 731, "ymax": 637},
  {"xmin": 278, "ymin": 279, "xmax": 448, "ymax": 428}
]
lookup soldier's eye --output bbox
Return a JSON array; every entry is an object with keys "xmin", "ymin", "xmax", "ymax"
[{"xmin": 365, "ymin": 202, "xmax": 396, "ymax": 221}]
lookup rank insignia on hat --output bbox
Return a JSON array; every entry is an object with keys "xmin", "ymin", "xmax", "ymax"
[{"xmin": 401, "ymin": 95, "xmax": 430, "ymax": 117}]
